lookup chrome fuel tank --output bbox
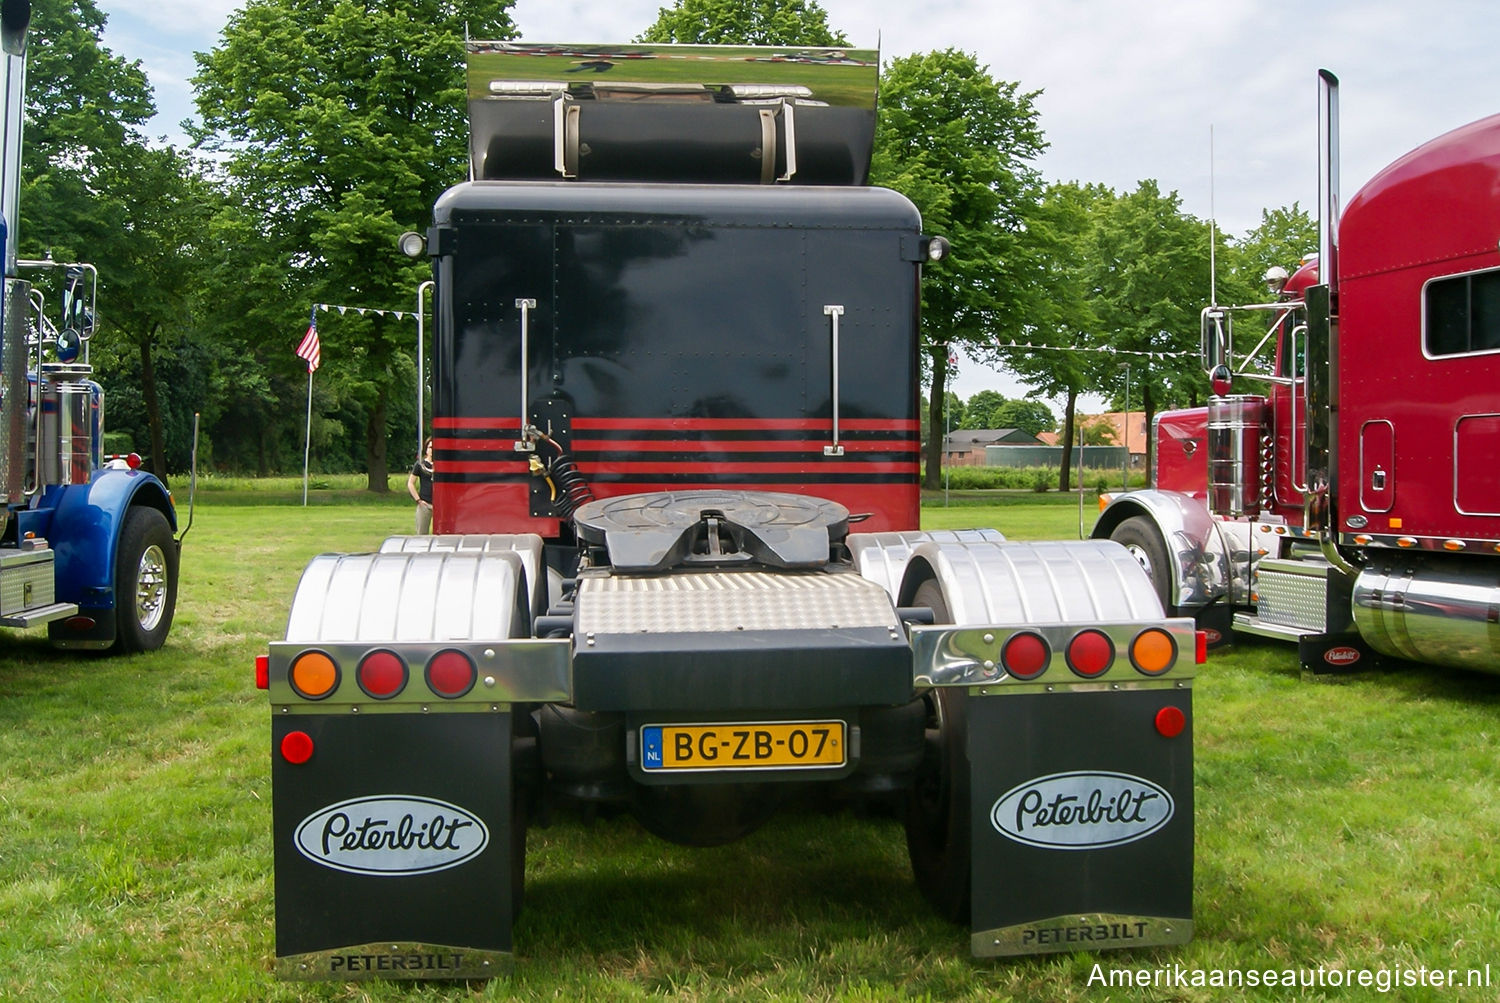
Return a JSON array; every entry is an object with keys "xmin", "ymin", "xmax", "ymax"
[{"xmin": 1353, "ymin": 558, "xmax": 1500, "ymax": 672}]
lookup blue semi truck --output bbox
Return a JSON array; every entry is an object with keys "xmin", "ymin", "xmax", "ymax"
[{"xmin": 0, "ymin": 0, "xmax": 179, "ymax": 652}]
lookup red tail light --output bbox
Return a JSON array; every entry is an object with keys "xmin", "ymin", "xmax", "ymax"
[
  {"xmin": 1066, "ymin": 630, "xmax": 1113, "ymax": 678},
  {"xmin": 357, "ymin": 650, "xmax": 408, "ymax": 699},
  {"xmin": 1154, "ymin": 706, "xmax": 1187, "ymax": 739},
  {"xmin": 1001, "ymin": 632, "xmax": 1050, "ymax": 680},
  {"xmin": 1195, "ymin": 630, "xmax": 1209, "ymax": 664},
  {"xmin": 426, "ymin": 650, "xmax": 477, "ymax": 698},
  {"xmin": 255, "ymin": 654, "xmax": 270, "ymax": 690},
  {"xmin": 280, "ymin": 730, "xmax": 315, "ymax": 764}
]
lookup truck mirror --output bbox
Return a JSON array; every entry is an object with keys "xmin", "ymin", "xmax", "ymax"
[
  {"xmin": 1, "ymin": 0, "xmax": 29, "ymax": 57},
  {"xmin": 1200, "ymin": 307, "xmax": 1230, "ymax": 374},
  {"xmin": 62, "ymin": 265, "xmax": 92, "ymax": 339}
]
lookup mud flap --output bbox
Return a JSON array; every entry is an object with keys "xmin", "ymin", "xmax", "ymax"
[
  {"xmin": 1297, "ymin": 631, "xmax": 1382, "ymax": 673},
  {"xmin": 966, "ymin": 686, "xmax": 1193, "ymax": 957},
  {"xmin": 271, "ymin": 712, "xmax": 515, "ymax": 980}
]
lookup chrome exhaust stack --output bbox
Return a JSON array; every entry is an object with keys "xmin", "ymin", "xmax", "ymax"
[
  {"xmin": 2, "ymin": 0, "xmax": 28, "ymax": 276},
  {"xmin": 0, "ymin": 0, "xmax": 28, "ymax": 528},
  {"xmin": 1317, "ymin": 69, "xmax": 1339, "ymax": 302}
]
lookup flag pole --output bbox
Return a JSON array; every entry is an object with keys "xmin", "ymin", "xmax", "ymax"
[
  {"xmin": 302, "ymin": 367, "xmax": 312, "ymax": 506},
  {"xmin": 295, "ymin": 304, "xmax": 322, "ymax": 505}
]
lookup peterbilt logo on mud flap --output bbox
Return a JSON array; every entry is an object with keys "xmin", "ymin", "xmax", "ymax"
[
  {"xmin": 990, "ymin": 771, "xmax": 1174, "ymax": 850},
  {"xmin": 294, "ymin": 796, "xmax": 489, "ymax": 876},
  {"xmin": 1323, "ymin": 647, "xmax": 1361, "ymax": 666}
]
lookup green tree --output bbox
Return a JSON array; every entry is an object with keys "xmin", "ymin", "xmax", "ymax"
[
  {"xmin": 1228, "ymin": 202, "xmax": 1317, "ymax": 302},
  {"xmin": 992, "ymin": 398, "xmax": 1054, "ymax": 438},
  {"xmin": 1005, "ymin": 180, "xmax": 1111, "ymax": 488},
  {"xmin": 957, "ymin": 389, "xmax": 1006, "ymax": 429},
  {"xmin": 16, "ymin": 0, "xmax": 215, "ymax": 482},
  {"xmin": 192, "ymin": 0, "xmax": 517, "ymax": 489},
  {"xmin": 1077, "ymin": 415, "xmax": 1117, "ymax": 446},
  {"xmin": 1087, "ymin": 180, "xmax": 1211, "ymax": 474},
  {"xmin": 918, "ymin": 391, "xmax": 965, "ymax": 455},
  {"xmin": 871, "ymin": 50, "xmax": 1046, "ymax": 490},
  {"xmin": 87, "ymin": 145, "xmax": 222, "ymax": 477},
  {"xmin": 18, "ymin": 0, "xmax": 151, "ymax": 195},
  {"xmin": 638, "ymin": 0, "xmax": 848, "ymax": 45}
]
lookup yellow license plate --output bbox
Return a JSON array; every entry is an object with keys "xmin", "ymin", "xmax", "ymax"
[{"xmin": 641, "ymin": 720, "xmax": 846, "ymax": 771}]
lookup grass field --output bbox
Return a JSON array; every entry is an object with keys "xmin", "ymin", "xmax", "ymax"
[{"xmin": 2, "ymin": 493, "xmax": 1498, "ymax": 1001}]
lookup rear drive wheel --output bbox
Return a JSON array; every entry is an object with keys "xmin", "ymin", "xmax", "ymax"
[
  {"xmin": 112, "ymin": 506, "xmax": 178, "ymax": 653},
  {"xmin": 1110, "ymin": 515, "xmax": 1172, "ymax": 613},
  {"xmin": 904, "ymin": 577, "xmax": 971, "ymax": 923}
]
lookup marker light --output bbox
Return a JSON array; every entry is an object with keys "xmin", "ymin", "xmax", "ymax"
[
  {"xmin": 1067, "ymin": 630, "xmax": 1114, "ymax": 678},
  {"xmin": 1154, "ymin": 706, "xmax": 1186, "ymax": 739},
  {"xmin": 426, "ymin": 649, "xmax": 477, "ymax": 698},
  {"xmin": 289, "ymin": 651, "xmax": 339, "ymax": 700},
  {"xmin": 357, "ymin": 649, "xmax": 408, "ymax": 699},
  {"xmin": 1002, "ymin": 632, "xmax": 1050, "ymax": 680},
  {"xmin": 1130, "ymin": 628, "xmax": 1176, "ymax": 676},
  {"xmin": 255, "ymin": 654, "xmax": 270, "ymax": 690},
  {"xmin": 1195, "ymin": 630, "xmax": 1209, "ymax": 664},
  {"xmin": 397, "ymin": 230, "xmax": 427, "ymax": 258},
  {"xmin": 280, "ymin": 731, "xmax": 315, "ymax": 764}
]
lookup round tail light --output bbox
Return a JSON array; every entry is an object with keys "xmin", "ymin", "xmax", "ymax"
[
  {"xmin": 1155, "ymin": 706, "xmax": 1187, "ymax": 738},
  {"xmin": 1066, "ymin": 630, "xmax": 1114, "ymax": 678},
  {"xmin": 289, "ymin": 651, "xmax": 339, "ymax": 700},
  {"xmin": 426, "ymin": 650, "xmax": 477, "ymax": 698},
  {"xmin": 280, "ymin": 730, "xmax": 315, "ymax": 764},
  {"xmin": 1130, "ymin": 628, "xmax": 1177, "ymax": 676},
  {"xmin": 357, "ymin": 649, "xmax": 408, "ymax": 699},
  {"xmin": 1001, "ymin": 632, "xmax": 1050, "ymax": 680}
]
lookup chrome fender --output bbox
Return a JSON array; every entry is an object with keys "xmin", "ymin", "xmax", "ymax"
[
  {"xmin": 894, "ymin": 537, "xmax": 1166, "ymax": 625},
  {"xmin": 286, "ymin": 548, "xmax": 529, "ymax": 643},
  {"xmin": 381, "ymin": 533, "xmax": 547, "ymax": 614},
  {"xmin": 1091, "ymin": 490, "xmax": 1248, "ymax": 611},
  {"xmin": 848, "ymin": 529, "xmax": 1006, "ymax": 603}
]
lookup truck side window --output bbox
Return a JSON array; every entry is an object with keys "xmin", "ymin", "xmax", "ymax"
[{"xmin": 1425, "ymin": 267, "xmax": 1500, "ymax": 356}]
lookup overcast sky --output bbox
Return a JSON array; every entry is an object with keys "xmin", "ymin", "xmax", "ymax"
[{"xmin": 96, "ymin": 0, "xmax": 1498, "ymax": 409}]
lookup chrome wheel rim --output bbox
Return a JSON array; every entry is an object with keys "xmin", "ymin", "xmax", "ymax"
[
  {"xmin": 1123, "ymin": 542, "xmax": 1154, "ymax": 580},
  {"xmin": 135, "ymin": 544, "xmax": 168, "ymax": 631}
]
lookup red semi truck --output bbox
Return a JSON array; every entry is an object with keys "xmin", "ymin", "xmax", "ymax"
[
  {"xmin": 263, "ymin": 42, "xmax": 1200, "ymax": 979},
  {"xmin": 1096, "ymin": 71, "xmax": 1500, "ymax": 673}
]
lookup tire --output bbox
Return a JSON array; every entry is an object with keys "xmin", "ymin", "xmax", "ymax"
[
  {"xmin": 904, "ymin": 577, "xmax": 971, "ymax": 923},
  {"xmin": 111, "ymin": 506, "xmax": 178, "ymax": 653},
  {"xmin": 1111, "ymin": 515, "xmax": 1172, "ymax": 614}
]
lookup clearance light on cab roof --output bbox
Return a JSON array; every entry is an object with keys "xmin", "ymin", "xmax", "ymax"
[
  {"xmin": 426, "ymin": 650, "xmax": 478, "ymax": 698},
  {"xmin": 1001, "ymin": 631, "xmax": 1050, "ymax": 680},
  {"xmin": 289, "ymin": 651, "xmax": 339, "ymax": 700},
  {"xmin": 1129, "ymin": 628, "xmax": 1176, "ymax": 676},
  {"xmin": 1066, "ymin": 629, "xmax": 1113, "ymax": 678},
  {"xmin": 357, "ymin": 649, "xmax": 408, "ymax": 699}
]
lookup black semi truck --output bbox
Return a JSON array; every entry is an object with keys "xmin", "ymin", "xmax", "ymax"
[{"xmin": 261, "ymin": 42, "xmax": 1199, "ymax": 980}]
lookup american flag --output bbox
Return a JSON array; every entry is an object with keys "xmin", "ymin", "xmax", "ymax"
[{"xmin": 296, "ymin": 308, "xmax": 321, "ymax": 372}]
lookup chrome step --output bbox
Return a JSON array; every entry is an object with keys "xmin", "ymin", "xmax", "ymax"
[{"xmin": 0, "ymin": 601, "xmax": 79, "ymax": 628}]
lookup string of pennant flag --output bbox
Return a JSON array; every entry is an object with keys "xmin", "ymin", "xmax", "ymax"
[
  {"xmin": 295, "ymin": 301, "xmax": 420, "ymax": 373},
  {"xmin": 990, "ymin": 341, "xmax": 1197, "ymax": 361}
]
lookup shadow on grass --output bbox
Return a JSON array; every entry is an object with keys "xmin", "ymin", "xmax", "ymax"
[{"xmin": 516, "ymin": 808, "xmax": 942, "ymax": 958}]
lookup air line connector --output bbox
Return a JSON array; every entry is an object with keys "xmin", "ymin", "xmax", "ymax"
[{"xmin": 527, "ymin": 454, "xmax": 559, "ymax": 504}]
